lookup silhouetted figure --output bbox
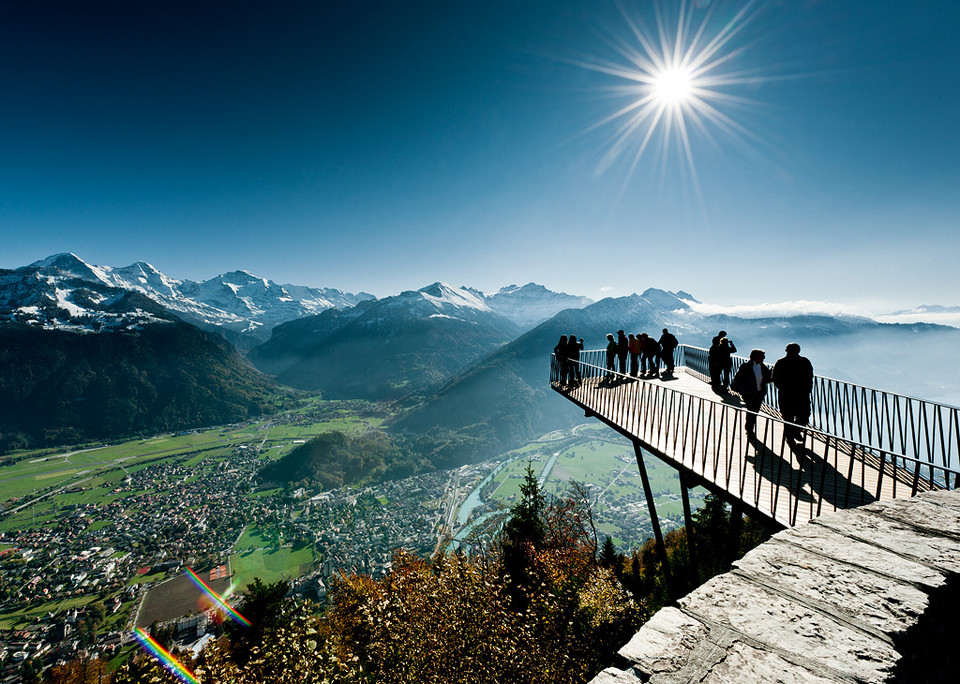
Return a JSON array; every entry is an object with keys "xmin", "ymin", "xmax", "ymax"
[
  {"xmin": 554, "ymin": 335, "xmax": 569, "ymax": 385},
  {"xmin": 628, "ymin": 333, "xmax": 640, "ymax": 377},
  {"xmin": 616, "ymin": 330, "xmax": 629, "ymax": 375},
  {"xmin": 773, "ymin": 343, "xmax": 814, "ymax": 442},
  {"xmin": 568, "ymin": 335, "xmax": 584, "ymax": 383},
  {"xmin": 605, "ymin": 333, "xmax": 617, "ymax": 379},
  {"xmin": 733, "ymin": 349, "xmax": 772, "ymax": 436},
  {"xmin": 708, "ymin": 330, "xmax": 727, "ymax": 387},
  {"xmin": 642, "ymin": 334, "xmax": 661, "ymax": 377},
  {"xmin": 714, "ymin": 336, "xmax": 737, "ymax": 390},
  {"xmin": 659, "ymin": 328, "xmax": 678, "ymax": 374}
]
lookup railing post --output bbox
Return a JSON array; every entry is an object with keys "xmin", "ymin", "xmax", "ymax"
[{"xmin": 633, "ymin": 439, "xmax": 672, "ymax": 600}]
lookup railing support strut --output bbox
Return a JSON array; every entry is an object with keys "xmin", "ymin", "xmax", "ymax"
[{"xmin": 633, "ymin": 439, "xmax": 672, "ymax": 600}]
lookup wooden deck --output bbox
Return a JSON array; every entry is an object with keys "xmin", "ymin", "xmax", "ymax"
[{"xmin": 552, "ymin": 368, "xmax": 934, "ymax": 527}]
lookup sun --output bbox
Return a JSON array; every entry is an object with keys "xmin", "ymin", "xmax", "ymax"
[
  {"xmin": 578, "ymin": 0, "xmax": 772, "ymax": 190},
  {"xmin": 652, "ymin": 66, "xmax": 695, "ymax": 106}
]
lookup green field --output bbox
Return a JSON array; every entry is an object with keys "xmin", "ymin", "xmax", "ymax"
[
  {"xmin": 0, "ymin": 595, "xmax": 94, "ymax": 630},
  {"xmin": 230, "ymin": 543, "xmax": 315, "ymax": 590}
]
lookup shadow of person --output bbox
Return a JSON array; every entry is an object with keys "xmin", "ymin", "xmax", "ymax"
[
  {"xmin": 788, "ymin": 437, "xmax": 877, "ymax": 510},
  {"xmin": 744, "ymin": 435, "xmax": 815, "ymax": 505}
]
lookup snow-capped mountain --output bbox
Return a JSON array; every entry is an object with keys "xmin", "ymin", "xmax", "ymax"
[
  {"xmin": 8, "ymin": 253, "xmax": 374, "ymax": 341},
  {"xmin": 483, "ymin": 283, "xmax": 594, "ymax": 328},
  {"xmin": 247, "ymin": 282, "xmax": 522, "ymax": 398},
  {"xmin": 0, "ymin": 262, "xmax": 175, "ymax": 332}
]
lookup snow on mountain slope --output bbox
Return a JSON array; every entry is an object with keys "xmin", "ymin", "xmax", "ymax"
[
  {"xmin": 485, "ymin": 283, "xmax": 594, "ymax": 327},
  {"xmin": 12, "ymin": 253, "xmax": 374, "ymax": 339},
  {"xmin": 0, "ymin": 266, "xmax": 173, "ymax": 332}
]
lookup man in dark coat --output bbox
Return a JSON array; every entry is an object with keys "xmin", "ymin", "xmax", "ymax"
[
  {"xmin": 641, "ymin": 334, "xmax": 661, "ymax": 377},
  {"xmin": 616, "ymin": 330, "xmax": 629, "ymax": 376},
  {"xmin": 658, "ymin": 328, "xmax": 679, "ymax": 374},
  {"xmin": 568, "ymin": 335, "xmax": 584, "ymax": 383},
  {"xmin": 708, "ymin": 330, "xmax": 727, "ymax": 387},
  {"xmin": 773, "ymin": 343, "xmax": 814, "ymax": 442},
  {"xmin": 733, "ymin": 349, "xmax": 772, "ymax": 436},
  {"xmin": 714, "ymin": 336, "xmax": 737, "ymax": 390},
  {"xmin": 605, "ymin": 333, "xmax": 617, "ymax": 379}
]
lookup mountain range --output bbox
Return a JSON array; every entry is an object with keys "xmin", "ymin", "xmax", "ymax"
[
  {"xmin": 3, "ymin": 252, "xmax": 960, "ymax": 460},
  {"xmin": 4, "ymin": 253, "xmax": 375, "ymax": 348}
]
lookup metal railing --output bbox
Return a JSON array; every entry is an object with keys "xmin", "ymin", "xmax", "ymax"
[
  {"xmin": 551, "ymin": 352, "xmax": 959, "ymax": 526},
  {"xmin": 674, "ymin": 344, "xmax": 960, "ymax": 484}
]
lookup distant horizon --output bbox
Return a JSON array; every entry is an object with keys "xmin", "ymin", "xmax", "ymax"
[{"xmin": 8, "ymin": 248, "xmax": 960, "ymax": 328}]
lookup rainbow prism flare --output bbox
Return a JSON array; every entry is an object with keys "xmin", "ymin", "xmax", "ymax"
[{"xmin": 132, "ymin": 626, "xmax": 200, "ymax": 684}]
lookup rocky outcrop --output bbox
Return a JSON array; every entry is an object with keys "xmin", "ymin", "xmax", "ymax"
[{"xmin": 592, "ymin": 489, "xmax": 960, "ymax": 683}]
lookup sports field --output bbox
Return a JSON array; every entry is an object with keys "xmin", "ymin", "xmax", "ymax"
[
  {"xmin": 230, "ymin": 542, "xmax": 315, "ymax": 590},
  {"xmin": 137, "ymin": 572, "xmax": 233, "ymax": 627}
]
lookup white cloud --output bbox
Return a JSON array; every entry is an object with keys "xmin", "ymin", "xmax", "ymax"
[
  {"xmin": 876, "ymin": 312, "xmax": 960, "ymax": 328},
  {"xmin": 681, "ymin": 298, "xmax": 960, "ymax": 329},
  {"xmin": 683, "ymin": 299, "xmax": 872, "ymax": 319}
]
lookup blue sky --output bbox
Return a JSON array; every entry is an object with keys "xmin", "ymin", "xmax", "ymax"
[{"xmin": 1, "ymin": 1, "xmax": 958, "ymax": 311}]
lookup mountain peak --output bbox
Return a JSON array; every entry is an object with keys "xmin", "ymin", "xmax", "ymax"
[
  {"xmin": 639, "ymin": 288, "xmax": 693, "ymax": 311},
  {"xmin": 27, "ymin": 253, "xmax": 110, "ymax": 285},
  {"xmin": 416, "ymin": 282, "xmax": 490, "ymax": 310}
]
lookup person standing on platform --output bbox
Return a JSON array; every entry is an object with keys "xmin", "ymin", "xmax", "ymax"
[
  {"xmin": 659, "ymin": 328, "xmax": 679, "ymax": 374},
  {"xmin": 605, "ymin": 334, "xmax": 617, "ymax": 379},
  {"xmin": 641, "ymin": 333, "xmax": 661, "ymax": 378},
  {"xmin": 568, "ymin": 335, "xmax": 584, "ymax": 384},
  {"xmin": 733, "ymin": 349, "xmax": 772, "ymax": 437},
  {"xmin": 628, "ymin": 333, "xmax": 641, "ymax": 377},
  {"xmin": 616, "ymin": 330, "xmax": 629, "ymax": 376},
  {"xmin": 708, "ymin": 330, "xmax": 727, "ymax": 387},
  {"xmin": 773, "ymin": 343, "xmax": 814, "ymax": 443},
  {"xmin": 716, "ymin": 336, "xmax": 737, "ymax": 390},
  {"xmin": 553, "ymin": 335, "xmax": 569, "ymax": 385}
]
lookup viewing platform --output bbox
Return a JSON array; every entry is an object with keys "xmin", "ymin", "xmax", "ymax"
[{"xmin": 551, "ymin": 345, "xmax": 960, "ymax": 529}]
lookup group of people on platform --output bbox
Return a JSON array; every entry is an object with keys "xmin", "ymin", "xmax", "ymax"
[
  {"xmin": 553, "ymin": 327, "xmax": 815, "ymax": 443},
  {"xmin": 553, "ymin": 328, "xmax": 680, "ymax": 386},
  {"xmin": 603, "ymin": 328, "xmax": 680, "ymax": 379}
]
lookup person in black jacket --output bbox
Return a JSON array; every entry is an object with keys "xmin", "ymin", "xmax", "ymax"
[
  {"xmin": 605, "ymin": 334, "xmax": 617, "ymax": 379},
  {"xmin": 568, "ymin": 335, "xmax": 584, "ymax": 384},
  {"xmin": 733, "ymin": 349, "xmax": 772, "ymax": 436},
  {"xmin": 658, "ymin": 328, "xmax": 679, "ymax": 374},
  {"xmin": 773, "ymin": 343, "xmax": 814, "ymax": 442},
  {"xmin": 715, "ymin": 336, "xmax": 737, "ymax": 390},
  {"xmin": 616, "ymin": 330, "xmax": 629, "ymax": 376},
  {"xmin": 641, "ymin": 334, "xmax": 661, "ymax": 378},
  {"xmin": 708, "ymin": 330, "xmax": 727, "ymax": 387},
  {"xmin": 554, "ymin": 335, "xmax": 569, "ymax": 385}
]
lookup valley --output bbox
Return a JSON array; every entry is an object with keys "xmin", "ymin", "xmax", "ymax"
[{"xmin": 0, "ymin": 394, "xmax": 692, "ymax": 672}]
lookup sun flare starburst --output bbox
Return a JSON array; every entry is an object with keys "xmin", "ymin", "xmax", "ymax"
[{"xmin": 582, "ymin": 0, "xmax": 771, "ymax": 192}]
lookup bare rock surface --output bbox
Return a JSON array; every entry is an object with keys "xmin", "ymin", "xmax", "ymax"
[{"xmin": 590, "ymin": 489, "xmax": 960, "ymax": 684}]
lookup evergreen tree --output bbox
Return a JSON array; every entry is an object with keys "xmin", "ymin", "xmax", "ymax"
[
  {"xmin": 500, "ymin": 462, "xmax": 546, "ymax": 605},
  {"xmin": 599, "ymin": 536, "xmax": 618, "ymax": 569}
]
